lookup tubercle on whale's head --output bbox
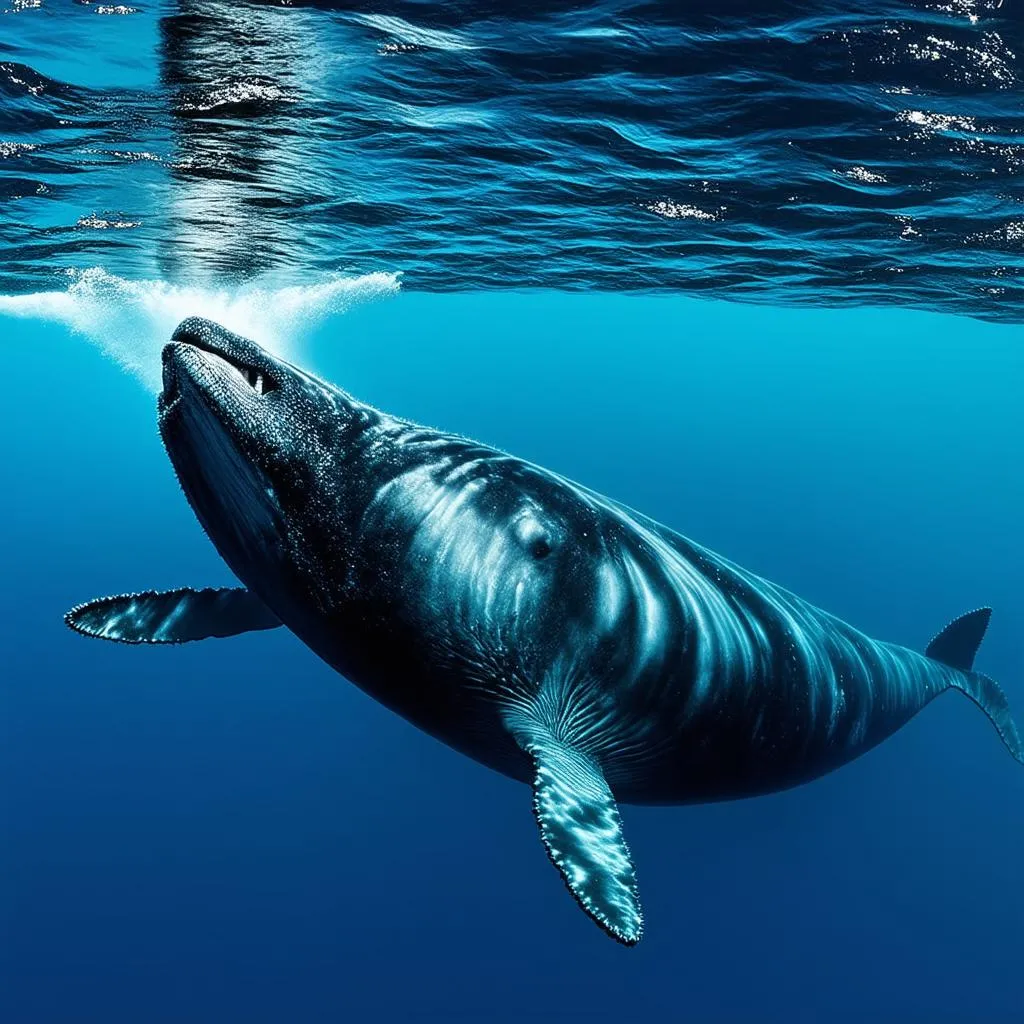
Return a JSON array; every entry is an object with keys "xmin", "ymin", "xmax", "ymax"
[{"xmin": 157, "ymin": 317, "xmax": 378, "ymax": 608}]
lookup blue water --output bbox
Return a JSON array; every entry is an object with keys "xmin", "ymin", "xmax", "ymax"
[
  {"xmin": 2, "ymin": 294, "xmax": 1023, "ymax": 1020},
  {"xmin": 3, "ymin": 1, "xmax": 1024, "ymax": 1021},
  {"xmin": 2, "ymin": 1, "xmax": 1022, "ymax": 318}
]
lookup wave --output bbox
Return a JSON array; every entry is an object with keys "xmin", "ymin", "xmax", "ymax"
[
  {"xmin": 0, "ymin": 267, "xmax": 400, "ymax": 390},
  {"xmin": 0, "ymin": 1, "xmax": 1022, "ymax": 320}
]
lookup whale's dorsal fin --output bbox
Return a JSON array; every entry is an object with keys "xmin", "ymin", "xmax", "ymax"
[
  {"xmin": 926, "ymin": 607, "xmax": 991, "ymax": 672},
  {"xmin": 65, "ymin": 587, "xmax": 281, "ymax": 644},
  {"xmin": 510, "ymin": 719, "xmax": 643, "ymax": 946}
]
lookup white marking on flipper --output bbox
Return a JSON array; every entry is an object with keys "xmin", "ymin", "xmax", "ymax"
[{"xmin": 506, "ymin": 710, "xmax": 642, "ymax": 946}]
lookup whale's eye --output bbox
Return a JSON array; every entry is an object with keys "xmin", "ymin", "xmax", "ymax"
[
  {"xmin": 529, "ymin": 536, "xmax": 552, "ymax": 560},
  {"xmin": 515, "ymin": 516, "xmax": 555, "ymax": 560}
]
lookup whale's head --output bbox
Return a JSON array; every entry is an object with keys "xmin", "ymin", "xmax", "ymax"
[
  {"xmin": 158, "ymin": 317, "xmax": 662, "ymax": 729},
  {"xmin": 158, "ymin": 317, "xmax": 378, "ymax": 613}
]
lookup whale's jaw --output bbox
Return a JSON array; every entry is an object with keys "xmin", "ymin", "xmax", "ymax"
[
  {"xmin": 157, "ymin": 319, "xmax": 293, "ymax": 596},
  {"xmin": 158, "ymin": 318, "xmax": 283, "ymax": 435},
  {"xmin": 155, "ymin": 316, "xmax": 376, "ymax": 622}
]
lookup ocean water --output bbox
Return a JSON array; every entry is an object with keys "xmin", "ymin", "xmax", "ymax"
[
  {"xmin": 3, "ymin": 294, "xmax": 1023, "ymax": 1020},
  {"xmin": 2, "ymin": 3, "xmax": 1024, "ymax": 1023},
  {"xmin": 2, "ymin": 0, "xmax": 1023, "ymax": 317}
]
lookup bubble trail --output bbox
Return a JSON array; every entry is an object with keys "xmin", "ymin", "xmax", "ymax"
[{"xmin": 0, "ymin": 267, "xmax": 401, "ymax": 391}]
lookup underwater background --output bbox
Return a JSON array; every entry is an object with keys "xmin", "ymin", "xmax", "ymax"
[{"xmin": 2, "ymin": 1, "xmax": 1023, "ymax": 1021}]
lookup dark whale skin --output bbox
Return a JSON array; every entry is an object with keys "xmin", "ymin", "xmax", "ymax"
[{"xmin": 157, "ymin": 318, "xmax": 1021, "ymax": 807}]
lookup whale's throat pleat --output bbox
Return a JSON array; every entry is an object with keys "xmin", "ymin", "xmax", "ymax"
[{"xmin": 163, "ymin": 380, "xmax": 287, "ymax": 584}]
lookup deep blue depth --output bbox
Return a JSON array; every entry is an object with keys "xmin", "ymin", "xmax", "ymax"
[{"xmin": 2, "ymin": 293, "xmax": 1022, "ymax": 1021}]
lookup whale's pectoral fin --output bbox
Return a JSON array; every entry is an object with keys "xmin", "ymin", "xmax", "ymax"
[
  {"xmin": 512, "ymin": 722, "xmax": 643, "ymax": 946},
  {"xmin": 65, "ymin": 587, "xmax": 281, "ymax": 644}
]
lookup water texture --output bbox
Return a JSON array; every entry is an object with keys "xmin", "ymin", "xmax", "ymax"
[{"xmin": 2, "ymin": 0, "xmax": 1022, "ymax": 319}]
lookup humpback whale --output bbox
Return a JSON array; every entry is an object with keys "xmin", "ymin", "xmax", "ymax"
[{"xmin": 67, "ymin": 317, "xmax": 1023, "ymax": 946}]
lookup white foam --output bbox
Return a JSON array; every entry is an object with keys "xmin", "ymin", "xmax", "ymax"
[
  {"xmin": 356, "ymin": 13, "xmax": 476, "ymax": 52},
  {"xmin": 0, "ymin": 266, "xmax": 401, "ymax": 390}
]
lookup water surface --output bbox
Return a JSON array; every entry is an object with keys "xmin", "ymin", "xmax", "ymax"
[{"xmin": 2, "ymin": 0, "xmax": 1022, "ymax": 318}]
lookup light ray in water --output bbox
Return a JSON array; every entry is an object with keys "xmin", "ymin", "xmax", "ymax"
[{"xmin": 0, "ymin": 267, "xmax": 400, "ymax": 390}]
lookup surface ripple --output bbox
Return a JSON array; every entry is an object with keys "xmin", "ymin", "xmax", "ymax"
[{"xmin": 1, "ymin": 0, "xmax": 1022, "ymax": 320}]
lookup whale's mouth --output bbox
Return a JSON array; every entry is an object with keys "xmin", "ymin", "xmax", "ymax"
[
  {"xmin": 159, "ymin": 320, "xmax": 281, "ymax": 422},
  {"xmin": 157, "ymin": 319, "xmax": 291, "ymax": 591}
]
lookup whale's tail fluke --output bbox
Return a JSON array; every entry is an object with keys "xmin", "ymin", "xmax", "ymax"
[
  {"xmin": 926, "ymin": 607, "xmax": 1024, "ymax": 766},
  {"xmin": 949, "ymin": 672, "xmax": 1024, "ymax": 766}
]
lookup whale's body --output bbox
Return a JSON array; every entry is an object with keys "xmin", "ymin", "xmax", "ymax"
[
  {"xmin": 257, "ymin": 433, "xmax": 983, "ymax": 807},
  {"xmin": 68, "ymin": 318, "xmax": 1023, "ymax": 945}
]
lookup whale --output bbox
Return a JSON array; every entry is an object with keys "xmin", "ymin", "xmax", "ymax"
[{"xmin": 67, "ymin": 317, "xmax": 1023, "ymax": 946}]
